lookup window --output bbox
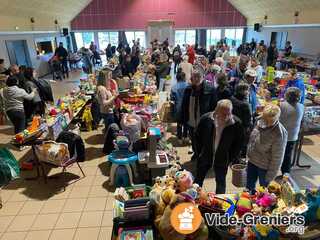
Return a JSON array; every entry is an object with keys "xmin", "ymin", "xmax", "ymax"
[
  {"xmin": 175, "ymin": 30, "xmax": 185, "ymax": 46},
  {"xmin": 224, "ymin": 28, "xmax": 244, "ymax": 47},
  {"xmin": 235, "ymin": 29, "xmax": 244, "ymax": 47},
  {"xmin": 125, "ymin": 31, "xmax": 146, "ymax": 48},
  {"xmin": 186, "ymin": 30, "xmax": 196, "ymax": 45},
  {"xmin": 134, "ymin": 31, "xmax": 146, "ymax": 49},
  {"xmin": 174, "ymin": 29, "xmax": 196, "ymax": 46},
  {"xmin": 109, "ymin": 32, "xmax": 119, "ymax": 46},
  {"xmin": 206, "ymin": 29, "xmax": 222, "ymax": 49},
  {"xmin": 98, "ymin": 32, "xmax": 119, "ymax": 50},
  {"xmin": 224, "ymin": 29, "xmax": 236, "ymax": 46},
  {"xmin": 74, "ymin": 32, "xmax": 94, "ymax": 49}
]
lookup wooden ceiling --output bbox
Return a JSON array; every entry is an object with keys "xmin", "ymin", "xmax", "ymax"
[
  {"xmin": 228, "ymin": 0, "xmax": 320, "ymax": 25},
  {"xmin": 0, "ymin": 0, "xmax": 91, "ymax": 31}
]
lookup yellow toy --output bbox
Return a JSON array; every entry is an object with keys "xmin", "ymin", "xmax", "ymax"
[{"xmin": 82, "ymin": 105, "xmax": 93, "ymax": 131}]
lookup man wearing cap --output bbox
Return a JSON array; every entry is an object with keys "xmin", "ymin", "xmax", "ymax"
[{"xmin": 244, "ymin": 69, "xmax": 258, "ymax": 115}]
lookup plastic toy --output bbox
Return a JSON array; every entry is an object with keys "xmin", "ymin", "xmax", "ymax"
[
  {"xmin": 49, "ymin": 108, "xmax": 58, "ymax": 116},
  {"xmin": 108, "ymin": 135, "xmax": 138, "ymax": 187},
  {"xmin": 81, "ymin": 105, "xmax": 93, "ymax": 131},
  {"xmin": 27, "ymin": 116, "xmax": 41, "ymax": 133},
  {"xmin": 253, "ymin": 224, "xmax": 280, "ymax": 240}
]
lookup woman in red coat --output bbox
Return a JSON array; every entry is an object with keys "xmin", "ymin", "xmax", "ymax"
[{"xmin": 187, "ymin": 45, "xmax": 195, "ymax": 65}]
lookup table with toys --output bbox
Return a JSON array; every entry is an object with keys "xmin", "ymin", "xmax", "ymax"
[
  {"xmin": 110, "ymin": 166, "xmax": 320, "ymax": 240},
  {"xmin": 12, "ymin": 84, "xmax": 92, "ymax": 177}
]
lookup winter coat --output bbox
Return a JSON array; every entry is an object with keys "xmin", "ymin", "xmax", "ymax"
[
  {"xmin": 180, "ymin": 81, "xmax": 217, "ymax": 125},
  {"xmin": 230, "ymin": 96, "xmax": 252, "ymax": 130},
  {"xmin": 247, "ymin": 120, "xmax": 287, "ymax": 182},
  {"xmin": 195, "ymin": 112, "xmax": 244, "ymax": 170},
  {"xmin": 170, "ymin": 81, "xmax": 189, "ymax": 121}
]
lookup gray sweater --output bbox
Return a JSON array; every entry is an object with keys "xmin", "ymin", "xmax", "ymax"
[
  {"xmin": 1, "ymin": 86, "xmax": 35, "ymax": 112},
  {"xmin": 247, "ymin": 120, "xmax": 288, "ymax": 182},
  {"xmin": 280, "ymin": 101, "xmax": 304, "ymax": 141}
]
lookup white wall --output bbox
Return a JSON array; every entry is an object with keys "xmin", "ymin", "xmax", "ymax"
[
  {"xmin": 0, "ymin": 32, "xmax": 63, "ymax": 76},
  {"xmin": 246, "ymin": 26, "xmax": 320, "ymax": 56}
]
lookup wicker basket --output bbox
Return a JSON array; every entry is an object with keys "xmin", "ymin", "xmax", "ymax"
[{"xmin": 231, "ymin": 164, "xmax": 247, "ymax": 188}]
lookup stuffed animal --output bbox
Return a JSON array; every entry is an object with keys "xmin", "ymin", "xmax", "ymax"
[
  {"xmin": 168, "ymin": 162, "xmax": 182, "ymax": 178},
  {"xmin": 236, "ymin": 191, "xmax": 252, "ymax": 217},
  {"xmin": 302, "ymin": 187, "xmax": 320, "ymax": 224},
  {"xmin": 268, "ymin": 181, "xmax": 282, "ymax": 195},
  {"xmin": 256, "ymin": 192, "xmax": 277, "ymax": 210},
  {"xmin": 157, "ymin": 193, "xmax": 208, "ymax": 240}
]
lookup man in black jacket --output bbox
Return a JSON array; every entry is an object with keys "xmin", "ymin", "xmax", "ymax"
[
  {"xmin": 181, "ymin": 71, "xmax": 217, "ymax": 160},
  {"xmin": 55, "ymin": 42, "xmax": 69, "ymax": 78},
  {"xmin": 230, "ymin": 83, "xmax": 253, "ymax": 158},
  {"xmin": 194, "ymin": 99, "xmax": 244, "ymax": 194}
]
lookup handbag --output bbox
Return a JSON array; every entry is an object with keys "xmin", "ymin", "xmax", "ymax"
[{"xmin": 35, "ymin": 141, "xmax": 70, "ymax": 167}]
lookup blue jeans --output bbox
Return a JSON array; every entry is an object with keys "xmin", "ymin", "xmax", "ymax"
[
  {"xmin": 101, "ymin": 112, "xmax": 115, "ymax": 130},
  {"xmin": 246, "ymin": 161, "xmax": 268, "ymax": 194}
]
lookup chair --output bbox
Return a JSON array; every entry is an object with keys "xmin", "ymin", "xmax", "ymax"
[{"xmin": 34, "ymin": 141, "xmax": 85, "ymax": 189}]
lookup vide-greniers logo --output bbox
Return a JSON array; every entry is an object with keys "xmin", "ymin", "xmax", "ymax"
[{"xmin": 170, "ymin": 202, "xmax": 202, "ymax": 234}]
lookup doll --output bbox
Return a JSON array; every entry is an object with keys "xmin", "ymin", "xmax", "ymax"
[{"xmin": 175, "ymin": 170, "xmax": 194, "ymax": 193}]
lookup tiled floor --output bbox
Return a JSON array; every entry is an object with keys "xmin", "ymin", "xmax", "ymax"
[{"xmin": 0, "ymin": 71, "xmax": 320, "ymax": 239}]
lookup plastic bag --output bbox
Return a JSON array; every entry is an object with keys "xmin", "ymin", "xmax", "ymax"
[
  {"xmin": 0, "ymin": 148, "xmax": 20, "ymax": 187},
  {"xmin": 35, "ymin": 141, "xmax": 70, "ymax": 166}
]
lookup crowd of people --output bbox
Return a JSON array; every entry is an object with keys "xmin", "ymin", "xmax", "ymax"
[
  {"xmin": 138, "ymin": 38, "xmax": 302, "ymax": 194},
  {"xmin": 90, "ymin": 36, "xmax": 304, "ymax": 194},
  {"xmin": 0, "ymin": 35, "xmax": 305, "ymax": 195},
  {"xmin": 0, "ymin": 61, "xmax": 53, "ymax": 134}
]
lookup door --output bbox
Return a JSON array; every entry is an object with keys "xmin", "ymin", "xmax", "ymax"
[
  {"xmin": 270, "ymin": 32, "xmax": 288, "ymax": 49},
  {"xmin": 5, "ymin": 40, "xmax": 32, "ymax": 66},
  {"xmin": 270, "ymin": 32, "xmax": 277, "ymax": 44}
]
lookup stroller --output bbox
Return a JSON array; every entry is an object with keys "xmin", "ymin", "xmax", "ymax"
[{"xmin": 50, "ymin": 58, "xmax": 64, "ymax": 80}]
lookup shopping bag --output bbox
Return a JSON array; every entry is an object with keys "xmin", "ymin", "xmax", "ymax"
[
  {"xmin": 0, "ymin": 148, "xmax": 20, "ymax": 187},
  {"xmin": 35, "ymin": 141, "xmax": 70, "ymax": 167}
]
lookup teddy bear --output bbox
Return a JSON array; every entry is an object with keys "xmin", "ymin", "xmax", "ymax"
[
  {"xmin": 267, "ymin": 181, "xmax": 282, "ymax": 196},
  {"xmin": 157, "ymin": 193, "xmax": 208, "ymax": 240}
]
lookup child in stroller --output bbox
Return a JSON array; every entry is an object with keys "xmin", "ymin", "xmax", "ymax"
[{"xmin": 50, "ymin": 56, "xmax": 64, "ymax": 80}]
